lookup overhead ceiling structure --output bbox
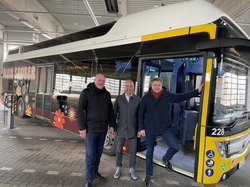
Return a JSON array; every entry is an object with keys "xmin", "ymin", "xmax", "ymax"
[{"xmin": 0, "ymin": 0, "xmax": 250, "ymax": 45}]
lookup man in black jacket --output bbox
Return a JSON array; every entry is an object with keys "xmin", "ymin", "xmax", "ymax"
[
  {"xmin": 138, "ymin": 77, "xmax": 203, "ymax": 187},
  {"xmin": 77, "ymin": 73, "xmax": 115, "ymax": 187}
]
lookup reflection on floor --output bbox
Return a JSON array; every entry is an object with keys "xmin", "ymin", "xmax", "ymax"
[{"xmin": 137, "ymin": 139, "xmax": 195, "ymax": 177}]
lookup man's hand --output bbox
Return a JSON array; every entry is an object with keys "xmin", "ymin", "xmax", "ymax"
[
  {"xmin": 198, "ymin": 82, "xmax": 204, "ymax": 93},
  {"xmin": 137, "ymin": 130, "xmax": 146, "ymax": 137},
  {"xmin": 137, "ymin": 132, "xmax": 141, "ymax": 138},
  {"xmin": 79, "ymin": 130, "xmax": 86, "ymax": 138},
  {"xmin": 109, "ymin": 127, "xmax": 115, "ymax": 135}
]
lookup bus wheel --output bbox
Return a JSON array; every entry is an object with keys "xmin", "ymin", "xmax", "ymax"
[
  {"xmin": 103, "ymin": 132, "xmax": 117, "ymax": 156},
  {"xmin": 17, "ymin": 97, "xmax": 25, "ymax": 118}
]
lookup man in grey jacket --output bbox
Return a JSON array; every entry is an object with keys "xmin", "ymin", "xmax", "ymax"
[{"xmin": 113, "ymin": 80, "xmax": 141, "ymax": 180}]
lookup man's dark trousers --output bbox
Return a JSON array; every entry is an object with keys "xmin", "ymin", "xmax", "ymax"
[
  {"xmin": 145, "ymin": 128, "xmax": 179, "ymax": 176},
  {"xmin": 85, "ymin": 132, "xmax": 106, "ymax": 183}
]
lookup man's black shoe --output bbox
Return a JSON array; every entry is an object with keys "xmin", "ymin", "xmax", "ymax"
[
  {"xmin": 95, "ymin": 173, "xmax": 106, "ymax": 181},
  {"xmin": 144, "ymin": 176, "xmax": 152, "ymax": 187},
  {"xmin": 85, "ymin": 182, "xmax": 92, "ymax": 187},
  {"xmin": 162, "ymin": 157, "xmax": 173, "ymax": 171}
]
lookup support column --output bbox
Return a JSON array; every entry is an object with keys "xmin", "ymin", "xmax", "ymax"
[
  {"xmin": 118, "ymin": 0, "xmax": 128, "ymax": 16},
  {"xmin": 0, "ymin": 24, "xmax": 4, "ymax": 102}
]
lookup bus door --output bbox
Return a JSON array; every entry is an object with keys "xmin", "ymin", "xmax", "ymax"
[
  {"xmin": 35, "ymin": 66, "xmax": 54, "ymax": 120},
  {"xmin": 137, "ymin": 55, "xmax": 204, "ymax": 178}
]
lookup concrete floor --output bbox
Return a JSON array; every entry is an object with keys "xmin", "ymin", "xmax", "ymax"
[{"xmin": 0, "ymin": 117, "xmax": 249, "ymax": 187}]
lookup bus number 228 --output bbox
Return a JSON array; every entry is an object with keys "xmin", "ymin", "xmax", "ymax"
[{"xmin": 211, "ymin": 128, "xmax": 225, "ymax": 136}]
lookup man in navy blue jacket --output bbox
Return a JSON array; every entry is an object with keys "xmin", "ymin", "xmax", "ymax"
[{"xmin": 138, "ymin": 77, "xmax": 203, "ymax": 187}]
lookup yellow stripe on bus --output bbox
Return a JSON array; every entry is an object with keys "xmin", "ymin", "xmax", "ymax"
[
  {"xmin": 197, "ymin": 58, "xmax": 213, "ymax": 182},
  {"xmin": 190, "ymin": 24, "xmax": 217, "ymax": 39},
  {"xmin": 141, "ymin": 28, "xmax": 189, "ymax": 42},
  {"xmin": 141, "ymin": 24, "xmax": 216, "ymax": 42}
]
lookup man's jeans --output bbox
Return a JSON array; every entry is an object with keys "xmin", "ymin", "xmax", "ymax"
[
  {"xmin": 85, "ymin": 132, "xmax": 106, "ymax": 183},
  {"xmin": 116, "ymin": 137, "xmax": 137, "ymax": 168},
  {"xmin": 146, "ymin": 128, "xmax": 179, "ymax": 176}
]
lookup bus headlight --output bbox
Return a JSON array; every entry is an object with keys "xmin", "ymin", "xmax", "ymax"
[{"xmin": 216, "ymin": 141, "xmax": 228, "ymax": 158}]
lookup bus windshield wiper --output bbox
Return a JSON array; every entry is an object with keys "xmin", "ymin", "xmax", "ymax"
[
  {"xmin": 225, "ymin": 115, "xmax": 247, "ymax": 131},
  {"xmin": 242, "ymin": 111, "xmax": 250, "ymax": 117}
]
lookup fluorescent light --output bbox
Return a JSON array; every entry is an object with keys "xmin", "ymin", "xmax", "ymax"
[
  {"xmin": 41, "ymin": 33, "xmax": 52, "ymax": 39},
  {"xmin": 5, "ymin": 12, "xmax": 20, "ymax": 20},
  {"xmin": 20, "ymin": 21, "xmax": 34, "ymax": 29}
]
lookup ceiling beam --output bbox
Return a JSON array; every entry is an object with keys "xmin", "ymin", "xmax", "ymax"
[
  {"xmin": 0, "ymin": 28, "xmax": 65, "ymax": 35},
  {"xmin": 0, "ymin": 9, "xmax": 115, "ymax": 18},
  {"xmin": 0, "ymin": 40, "xmax": 35, "ymax": 45},
  {"xmin": 1, "ymin": 0, "xmax": 65, "ymax": 39},
  {"xmin": 83, "ymin": 0, "xmax": 99, "ymax": 26}
]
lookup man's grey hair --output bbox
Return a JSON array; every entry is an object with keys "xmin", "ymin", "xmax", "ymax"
[{"xmin": 151, "ymin": 77, "xmax": 163, "ymax": 84}]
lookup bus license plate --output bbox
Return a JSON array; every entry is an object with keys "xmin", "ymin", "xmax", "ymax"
[{"xmin": 238, "ymin": 158, "xmax": 245, "ymax": 169}]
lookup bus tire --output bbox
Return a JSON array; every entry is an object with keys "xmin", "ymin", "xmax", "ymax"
[
  {"xmin": 103, "ymin": 132, "xmax": 117, "ymax": 156},
  {"xmin": 17, "ymin": 97, "xmax": 25, "ymax": 118}
]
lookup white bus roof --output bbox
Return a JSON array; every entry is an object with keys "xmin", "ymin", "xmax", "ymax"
[
  {"xmin": 108, "ymin": 0, "xmax": 247, "ymax": 40},
  {"xmin": 4, "ymin": 0, "xmax": 249, "ymax": 63}
]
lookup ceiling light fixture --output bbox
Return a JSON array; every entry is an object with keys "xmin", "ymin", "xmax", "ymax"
[
  {"xmin": 41, "ymin": 33, "xmax": 52, "ymax": 40},
  {"xmin": 20, "ymin": 20, "xmax": 34, "ymax": 29}
]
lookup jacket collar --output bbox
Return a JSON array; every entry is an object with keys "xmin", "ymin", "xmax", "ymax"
[
  {"xmin": 147, "ymin": 87, "xmax": 167, "ymax": 99},
  {"xmin": 122, "ymin": 92, "xmax": 134, "ymax": 100},
  {"xmin": 87, "ymin": 82, "xmax": 107, "ymax": 94}
]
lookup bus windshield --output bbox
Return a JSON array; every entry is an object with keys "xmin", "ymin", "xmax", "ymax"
[{"xmin": 213, "ymin": 53, "xmax": 249, "ymax": 124}]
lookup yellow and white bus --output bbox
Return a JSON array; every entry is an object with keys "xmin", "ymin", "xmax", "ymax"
[{"xmin": 2, "ymin": 0, "xmax": 250, "ymax": 184}]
